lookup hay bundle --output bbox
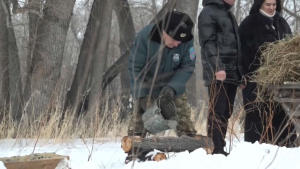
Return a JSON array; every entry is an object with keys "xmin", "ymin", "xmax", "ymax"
[
  {"xmin": 251, "ymin": 34, "xmax": 300, "ymax": 101},
  {"xmin": 253, "ymin": 34, "xmax": 300, "ymax": 93}
]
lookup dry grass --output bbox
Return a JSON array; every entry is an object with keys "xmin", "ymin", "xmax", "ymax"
[
  {"xmin": 0, "ymin": 92, "xmax": 244, "ymax": 155},
  {"xmin": 0, "ymin": 97, "xmax": 129, "ymax": 142},
  {"xmin": 253, "ymin": 34, "xmax": 300, "ymax": 100}
]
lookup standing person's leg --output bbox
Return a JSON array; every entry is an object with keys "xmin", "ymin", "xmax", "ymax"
[
  {"xmin": 272, "ymin": 103, "xmax": 297, "ymax": 146},
  {"xmin": 220, "ymin": 84, "xmax": 237, "ymax": 146},
  {"xmin": 207, "ymin": 83, "xmax": 231, "ymax": 155},
  {"xmin": 127, "ymin": 96, "xmax": 153, "ymax": 138},
  {"xmin": 242, "ymin": 82, "xmax": 263, "ymax": 143},
  {"xmin": 174, "ymin": 93, "xmax": 197, "ymax": 137}
]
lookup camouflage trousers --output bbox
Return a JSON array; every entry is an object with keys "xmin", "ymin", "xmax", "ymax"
[{"xmin": 127, "ymin": 94, "xmax": 196, "ymax": 137}]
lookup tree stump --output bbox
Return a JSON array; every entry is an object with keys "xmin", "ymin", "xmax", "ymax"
[{"xmin": 122, "ymin": 134, "xmax": 214, "ymax": 162}]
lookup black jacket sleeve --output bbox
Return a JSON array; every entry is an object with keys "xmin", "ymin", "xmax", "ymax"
[
  {"xmin": 198, "ymin": 7, "xmax": 225, "ymax": 72},
  {"xmin": 238, "ymin": 16, "xmax": 261, "ymax": 74}
]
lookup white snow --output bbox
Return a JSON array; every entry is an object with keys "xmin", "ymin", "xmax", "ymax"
[
  {"xmin": 0, "ymin": 161, "xmax": 6, "ymax": 169},
  {"xmin": 0, "ymin": 137, "xmax": 299, "ymax": 169}
]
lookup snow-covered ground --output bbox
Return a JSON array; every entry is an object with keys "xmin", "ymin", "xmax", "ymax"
[{"xmin": 0, "ymin": 136, "xmax": 299, "ymax": 169}]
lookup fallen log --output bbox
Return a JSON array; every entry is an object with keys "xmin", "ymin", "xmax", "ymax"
[{"xmin": 121, "ymin": 134, "xmax": 214, "ymax": 156}]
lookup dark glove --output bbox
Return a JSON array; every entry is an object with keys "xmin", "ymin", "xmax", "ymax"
[
  {"xmin": 159, "ymin": 86, "xmax": 175, "ymax": 102},
  {"xmin": 138, "ymin": 96, "xmax": 152, "ymax": 111},
  {"xmin": 159, "ymin": 100, "xmax": 177, "ymax": 119}
]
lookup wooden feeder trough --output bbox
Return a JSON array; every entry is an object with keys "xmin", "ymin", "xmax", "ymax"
[{"xmin": 0, "ymin": 153, "xmax": 69, "ymax": 169}]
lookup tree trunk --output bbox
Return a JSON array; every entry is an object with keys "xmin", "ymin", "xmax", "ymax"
[
  {"xmin": 23, "ymin": 0, "xmax": 43, "ymax": 104},
  {"xmin": 121, "ymin": 135, "xmax": 214, "ymax": 154},
  {"xmin": 151, "ymin": 0, "xmax": 158, "ymax": 17},
  {"xmin": 113, "ymin": 0, "xmax": 136, "ymax": 119},
  {"xmin": 162, "ymin": 0, "xmax": 167, "ymax": 6},
  {"xmin": 101, "ymin": 0, "xmax": 177, "ymax": 92},
  {"xmin": 87, "ymin": 0, "xmax": 113, "ymax": 116},
  {"xmin": 235, "ymin": 0, "xmax": 241, "ymax": 24},
  {"xmin": 11, "ymin": 0, "xmax": 19, "ymax": 13},
  {"xmin": 281, "ymin": 0, "xmax": 286, "ymax": 15},
  {"xmin": 65, "ymin": 0, "xmax": 105, "ymax": 114},
  {"xmin": 1, "ymin": 0, "xmax": 23, "ymax": 120},
  {"xmin": 27, "ymin": 0, "xmax": 76, "ymax": 116},
  {"xmin": 175, "ymin": 0, "xmax": 200, "ymax": 106},
  {"xmin": 0, "ymin": 0, "xmax": 10, "ymax": 112},
  {"xmin": 294, "ymin": 0, "xmax": 298, "ymax": 31}
]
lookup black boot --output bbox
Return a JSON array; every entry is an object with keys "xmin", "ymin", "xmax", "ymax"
[
  {"xmin": 212, "ymin": 148, "xmax": 229, "ymax": 156},
  {"xmin": 125, "ymin": 151, "xmax": 151, "ymax": 164}
]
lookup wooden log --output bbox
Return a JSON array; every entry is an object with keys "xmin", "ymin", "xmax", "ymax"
[
  {"xmin": 153, "ymin": 153, "xmax": 167, "ymax": 161},
  {"xmin": 121, "ymin": 134, "xmax": 214, "ymax": 155}
]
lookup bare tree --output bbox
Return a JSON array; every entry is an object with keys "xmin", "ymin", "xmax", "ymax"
[
  {"xmin": 151, "ymin": 0, "xmax": 158, "ymax": 17},
  {"xmin": 162, "ymin": 0, "xmax": 168, "ymax": 6},
  {"xmin": 176, "ymin": 0, "xmax": 200, "ymax": 106},
  {"xmin": 235, "ymin": 0, "xmax": 241, "ymax": 24},
  {"xmin": 113, "ymin": 0, "xmax": 136, "ymax": 119},
  {"xmin": 66, "ymin": 0, "xmax": 110, "ymax": 115},
  {"xmin": 0, "ymin": 0, "xmax": 10, "ymax": 112},
  {"xmin": 25, "ymin": 0, "xmax": 76, "ymax": 115},
  {"xmin": 11, "ymin": 0, "xmax": 19, "ymax": 13},
  {"xmin": 87, "ymin": 0, "xmax": 113, "ymax": 115},
  {"xmin": 23, "ymin": 0, "xmax": 43, "ymax": 103},
  {"xmin": 1, "ymin": 0, "xmax": 22, "ymax": 119},
  {"xmin": 293, "ymin": 0, "xmax": 298, "ymax": 31},
  {"xmin": 284, "ymin": 7, "xmax": 300, "ymax": 20}
]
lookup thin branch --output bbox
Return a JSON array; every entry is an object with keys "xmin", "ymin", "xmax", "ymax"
[
  {"xmin": 84, "ymin": 0, "xmax": 90, "ymax": 6},
  {"xmin": 13, "ymin": 5, "xmax": 43, "ymax": 18},
  {"xmin": 1, "ymin": 0, "xmax": 11, "ymax": 28},
  {"xmin": 284, "ymin": 7, "xmax": 300, "ymax": 20}
]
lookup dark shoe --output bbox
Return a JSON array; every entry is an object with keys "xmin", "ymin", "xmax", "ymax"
[
  {"xmin": 212, "ymin": 148, "xmax": 229, "ymax": 156},
  {"xmin": 125, "ymin": 151, "xmax": 151, "ymax": 164}
]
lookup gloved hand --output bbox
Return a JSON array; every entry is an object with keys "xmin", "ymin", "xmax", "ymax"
[
  {"xmin": 138, "ymin": 96, "xmax": 152, "ymax": 111},
  {"xmin": 159, "ymin": 86, "xmax": 175, "ymax": 102},
  {"xmin": 159, "ymin": 100, "xmax": 177, "ymax": 119}
]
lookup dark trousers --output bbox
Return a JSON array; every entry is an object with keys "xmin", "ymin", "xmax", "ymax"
[
  {"xmin": 207, "ymin": 83, "xmax": 237, "ymax": 150},
  {"xmin": 242, "ymin": 82, "xmax": 262, "ymax": 143},
  {"xmin": 243, "ymin": 82, "xmax": 297, "ymax": 146}
]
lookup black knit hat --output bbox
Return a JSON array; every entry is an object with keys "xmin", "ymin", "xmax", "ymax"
[
  {"xmin": 150, "ymin": 11, "xmax": 194, "ymax": 43},
  {"xmin": 161, "ymin": 11, "xmax": 194, "ymax": 42}
]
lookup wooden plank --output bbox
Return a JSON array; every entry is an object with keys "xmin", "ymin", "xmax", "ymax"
[
  {"xmin": 3, "ymin": 158, "xmax": 68, "ymax": 169},
  {"xmin": 283, "ymin": 81, "xmax": 300, "ymax": 85},
  {"xmin": 274, "ymin": 97, "xmax": 300, "ymax": 103}
]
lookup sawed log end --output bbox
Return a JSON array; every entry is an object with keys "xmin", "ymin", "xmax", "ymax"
[
  {"xmin": 153, "ymin": 153, "xmax": 167, "ymax": 162},
  {"xmin": 121, "ymin": 136, "xmax": 142, "ymax": 153}
]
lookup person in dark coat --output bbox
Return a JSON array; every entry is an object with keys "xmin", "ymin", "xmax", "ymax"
[
  {"xmin": 127, "ymin": 11, "xmax": 197, "ymax": 139},
  {"xmin": 239, "ymin": 0, "xmax": 297, "ymax": 146},
  {"xmin": 198, "ymin": 0, "xmax": 245, "ymax": 156}
]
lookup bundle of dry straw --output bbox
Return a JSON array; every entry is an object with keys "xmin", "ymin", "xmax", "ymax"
[
  {"xmin": 252, "ymin": 34, "xmax": 300, "ymax": 101},
  {"xmin": 253, "ymin": 34, "xmax": 300, "ymax": 87}
]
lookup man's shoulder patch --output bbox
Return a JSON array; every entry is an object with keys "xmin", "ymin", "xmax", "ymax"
[{"xmin": 189, "ymin": 47, "xmax": 195, "ymax": 60}]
